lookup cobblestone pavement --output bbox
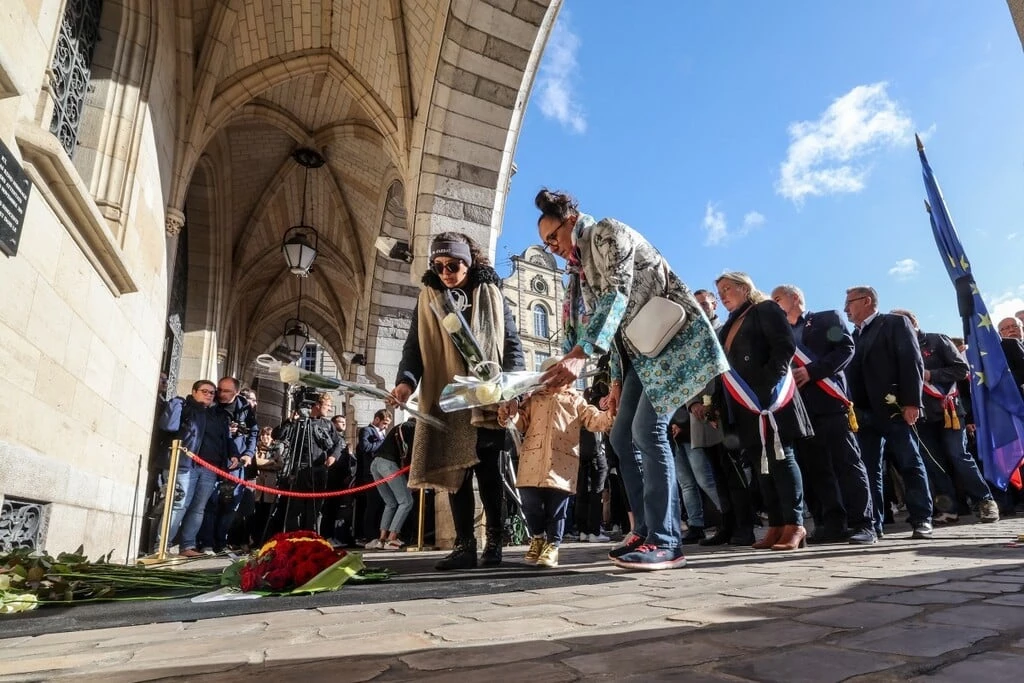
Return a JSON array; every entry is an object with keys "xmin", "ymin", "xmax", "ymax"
[{"xmin": 3, "ymin": 519, "xmax": 1024, "ymax": 682}]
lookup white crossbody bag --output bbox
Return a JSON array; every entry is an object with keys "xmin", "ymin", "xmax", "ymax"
[{"xmin": 622, "ymin": 263, "xmax": 687, "ymax": 358}]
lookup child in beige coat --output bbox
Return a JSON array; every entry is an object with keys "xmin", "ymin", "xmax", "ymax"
[{"xmin": 498, "ymin": 358, "xmax": 613, "ymax": 568}]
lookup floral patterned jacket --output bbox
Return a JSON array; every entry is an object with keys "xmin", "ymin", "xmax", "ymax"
[{"xmin": 564, "ymin": 214, "xmax": 729, "ymax": 415}]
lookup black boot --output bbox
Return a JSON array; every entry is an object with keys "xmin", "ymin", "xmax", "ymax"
[
  {"xmin": 435, "ymin": 538, "xmax": 478, "ymax": 571},
  {"xmin": 680, "ymin": 526, "xmax": 705, "ymax": 544},
  {"xmin": 480, "ymin": 529, "xmax": 503, "ymax": 567}
]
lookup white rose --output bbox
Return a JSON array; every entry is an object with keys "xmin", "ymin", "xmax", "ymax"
[
  {"xmin": 279, "ymin": 365, "xmax": 301, "ymax": 384},
  {"xmin": 702, "ymin": 395, "xmax": 713, "ymax": 407},
  {"xmin": 442, "ymin": 313, "xmax": 463, "ymax": 334},
  {"xmin": 475, "ymin": 383, "xmax": 502, "ymax": 405},
  {"xmin": 884, "ymin": 393, "xmax": 898, "ymax": 405}
]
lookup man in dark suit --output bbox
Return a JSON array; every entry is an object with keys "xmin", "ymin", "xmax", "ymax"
[
  {"xmin": 892, "ymin": 309, "xmax": 999, "ymax": 524},
  {"xmin": 843, "ymin": 286, "xmax": 933, "ymax": 539},
  {"xmin": 772, "ymin": 285, "xmax": 876, "ymax": 545},
  {"xmin": 999, "ymin": 317, "xmax": 1024, "ymax": 396}
]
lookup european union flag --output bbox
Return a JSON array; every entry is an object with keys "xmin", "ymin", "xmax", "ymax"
[{"xmin": 918, "ymin": 135, "xmax": 1024, "ymax": 489}]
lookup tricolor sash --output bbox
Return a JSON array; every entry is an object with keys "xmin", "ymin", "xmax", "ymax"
[
  {"xmin": 722, "ymin": 369, "xmax": 797, "ymax": 474},
  {"xmin": 923, "ymin": 381, "xmax": 961, "ymax": 430},
  {"xmin": 792, "ymin": 346, "xmax": 859, "ymax": 432}
]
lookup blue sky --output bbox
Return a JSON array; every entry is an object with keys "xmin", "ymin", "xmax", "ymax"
[{"xmin": 496, "ymin": 0, "xmax": 1024, "ymax": 335}]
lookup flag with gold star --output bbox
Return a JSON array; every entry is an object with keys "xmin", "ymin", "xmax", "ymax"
[{"xmin": 918, "ymin": 136, "xmax": 1024, "ymax": 489}]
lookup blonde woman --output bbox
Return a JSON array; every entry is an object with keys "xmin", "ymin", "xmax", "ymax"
[{"xmin": 710, "ymin": 272, "xmax": 811, "ymax": 551}]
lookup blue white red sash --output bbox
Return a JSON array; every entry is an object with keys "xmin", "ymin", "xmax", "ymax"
[
  {"xmin": 722, "ymin": 369, "xmax": 797, "ymax": 474},
  {"xmin": 792, "ymin": 346, "xmax": 860, "ymax": 432},
  {"xmin": 923, "ymin": 381, "xmax": 961, "ymax": 430}
]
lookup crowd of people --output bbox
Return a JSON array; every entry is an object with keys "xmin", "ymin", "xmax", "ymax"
[{"xmin": 152, "ymin": 186, "xmax": 1024, "ymax": 574}]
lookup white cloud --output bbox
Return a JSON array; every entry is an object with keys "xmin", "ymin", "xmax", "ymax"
[
  {"xmin": 536, "ymin": 17, "xmax": 586, "ymax": 134},
  {"xmin": 743, "ymin": 211, "xmax": 765, "ymax": 230},
  {"xmin": 888, "ymin": 258, "xmax": 920, "ymax": 280},
  {"xmin": 703, "ymin": 203, "xmax": 728, "ymax": 246},
  {"xmin": 1008, "ymin": 233, "xmax": 1018, "ymax": 241},
  {"xmin": 987, "ymin": 286, "xmax": 1024, "ymax": 323},
  {"xmin": 702, "ymin": 204, "xmax": 764, "ymax": 246},
  {"xmin": 777, "ymin": 82, "xmax": 914, "ymax": 203}
]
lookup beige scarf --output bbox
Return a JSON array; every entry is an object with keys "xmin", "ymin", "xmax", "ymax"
[{"xmin": 408, "ymin": 282, "xmax": 506, "ymax": 491}]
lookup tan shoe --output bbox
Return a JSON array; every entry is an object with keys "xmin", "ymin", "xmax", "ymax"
[
  {"xmin": 771, "ymin": 525, "xmax": 807, "ymax": 551},
  {"xmin": 752, "ymin": 526, "xmax": 784, "ymax": 549},
  {"xmin": 524, "ymin": 536, "xmax": 545, "ymax": 565},
  {"xmin": 536, "ymin": 542, "xmax": 559, "ymax": 568}
]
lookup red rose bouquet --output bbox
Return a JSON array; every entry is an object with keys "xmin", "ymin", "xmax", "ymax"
[{"xmin": 238, "ymin": 530, "xmax": 347, "ymax": 593}]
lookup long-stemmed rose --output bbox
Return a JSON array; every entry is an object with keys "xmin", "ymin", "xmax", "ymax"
[{"xmin": 429, "ymin": 292, "xmax": 499, "ymax": 382}]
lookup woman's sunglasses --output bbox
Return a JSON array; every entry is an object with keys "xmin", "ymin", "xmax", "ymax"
[{"xmin": 431, "ymin": 261, "xmax": 463, "ymax": 275}]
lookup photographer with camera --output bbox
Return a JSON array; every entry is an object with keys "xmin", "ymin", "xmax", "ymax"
[{"xmin": 279, "ymin": 392, "xmax": 348, "ymax": 532}]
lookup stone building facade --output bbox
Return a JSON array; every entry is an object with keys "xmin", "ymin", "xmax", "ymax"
[
  {"xmin": 0, "ymin": 0, "xmax": 563, "ymax": 557},
  {"xmin": 502, "ymin": 245, "xmax": 564, "ymax": 371}
]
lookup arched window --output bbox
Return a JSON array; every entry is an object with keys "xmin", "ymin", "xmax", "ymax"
[{"xmin": 533, "ymin": 304, "xmax": 549, "ymax": 338}]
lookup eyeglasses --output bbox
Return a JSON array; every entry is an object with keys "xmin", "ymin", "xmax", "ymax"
[
  {"xmin": 844, "ymin": 296, "xmax": 868, "ymax": 307},
  {"xmin": 197, "ymin": 388, "xmax": 215, "ymax": 395},
  {"xmin": 431, "ymin": 261, "xmax": 463, "ymax": 275},
  {"xmin": 542, "ymin": 218, "xmax": 570, "ymax": 251}
]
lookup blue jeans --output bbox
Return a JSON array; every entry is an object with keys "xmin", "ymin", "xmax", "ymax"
[
  {"xmin": 370, "ymin": 457, "xmax": 414, "ymax": 534},
  {"xmin": 673, "ymin": 441, "xmax": 722, "ymax": 528},
  {"xmin": 916, "ymin": 421, "xmax": 994, "ymax": 506},
  {"xmin": 176, "ymin": 466, "xmax": 219, "ymax": 551},
  {"xmin": 742, "ymin": 444, "xmax": 805, "ymax": 527},
  {"xmin": 519, "ymin": 487, "xmax": 571, "ymax": 544},
  {"xmin": 857, "ymin": 413, "xmax": 933, "ymax": 532},
  {"xmin": 155, "ymin": 466, "xmax": 200, "ymax": 549},
  {"xmin": 610, "ymin": 364, "xmax": 681, "ymax": 548}
]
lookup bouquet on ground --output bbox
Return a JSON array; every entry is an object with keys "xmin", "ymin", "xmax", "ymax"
[
  {"xmin": 224, "ymin": 530, "xmax": 392, "ymax": 595},
  {"xmin": 1, "ymin": 546, "xmax": 222, "ymax": 613}
]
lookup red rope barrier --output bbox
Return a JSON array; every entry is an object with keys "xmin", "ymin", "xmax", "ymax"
[{"xmin": 179, "ymin": 449, "xmax": 411, "ymax": 499}]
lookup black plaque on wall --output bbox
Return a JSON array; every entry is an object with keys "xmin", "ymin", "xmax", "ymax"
[{"xmin": 0, "ymin": 138, "xmax": 31, "ymax": 257}]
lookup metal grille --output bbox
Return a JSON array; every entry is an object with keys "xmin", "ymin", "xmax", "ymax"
[
  {"xmin": 49, "ymin": 0, "xmax": 104, "ymax": 158},
  {"xmin": 0, "ymin": 498, "xmax": 48, "ymax": 552}
]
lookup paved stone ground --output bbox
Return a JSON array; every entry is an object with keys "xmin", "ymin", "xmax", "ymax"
[{"xmin": 3, "ymin": 518, "xmax": 1024, "ymax": 682}]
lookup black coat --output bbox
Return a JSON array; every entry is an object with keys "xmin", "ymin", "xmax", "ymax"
[
  {"xmin": 396, "ymin": 264, "xmax": 525, "ymax": 387},
  {"xmin": 846, "ymin": 313, "xmax": 924, "ymax": 423},
  {"xmin": 718, "ymin": 301, "xmax": 813, "ymax": 450},
  {"xmin": 793, "ymin": 309, "xmax": 855, "ymax": 416},
  {"xmin": 918, "ymin": 331, "xmax": 969, "ymax": 423},
  {"xmin": 1002, "ymin": 338, "xmax": 1024, "ymax": 397}
]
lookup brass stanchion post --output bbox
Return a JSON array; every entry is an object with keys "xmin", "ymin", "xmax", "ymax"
[
  {"xmin": 139, "ymin": 440, "xmax": 182, "ymax": 565},
  {"xmin": 405, "ymin": 488, "xmax": 437, "ymax": 552}
]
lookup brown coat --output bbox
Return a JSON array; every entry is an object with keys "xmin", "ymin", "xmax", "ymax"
[{"xmin": 512, "ymin": 389, "xmax": 613, "ymax": 493}]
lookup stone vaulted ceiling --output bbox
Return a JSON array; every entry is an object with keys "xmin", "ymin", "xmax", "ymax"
[{"xmin": 173, "ymin": 0, "xmax": 448, "ymax": 368}]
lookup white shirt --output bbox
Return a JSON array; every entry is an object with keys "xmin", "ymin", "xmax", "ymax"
[{"xmin": 858, "ymin": 311, "xmax": 880, "ymax": 331}]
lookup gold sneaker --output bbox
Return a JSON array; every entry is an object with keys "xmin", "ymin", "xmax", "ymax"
[
  {"xmin": 524, "ymin": 536, "xmax": 545, "ymax": 565},
  {"xmin": 536, "ymin": 542, "xmax": 559, "ymax": 568}
]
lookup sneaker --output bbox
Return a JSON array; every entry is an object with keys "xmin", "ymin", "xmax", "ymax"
[
  {"xmin": 911, "ymin": 522, "xmax": 934, "ymax": 539},
  {"xmin": 612, "ymin": 544, "xmax": 686, "ymax": 571},
  {"xmin": 363, "ymin": 539, "xmax": 384, "ymax": 550},
  {"xmin": 524, "ymin": 536, "xmax": 546, "ymax": 565},
  {"xmin": 199, "ymin": 547, "xmax": 216, "ymax": 556},
  {"xmin": 384, "ymin": 539, "xmax": 405, "ymax": 550},
  {"xmin": 847, "ymin": 528, "xmax": 878, "ymax": 545},
  {"xmin": 977, "ymin": 499, "xmax": 1000, "ymax": 523},
  {"xmin": 608, "ymin": 532, "xmax": 644, "ymax": 560},
  {"xmin": 578, "ymin": 533, "xmax": 590, "ymax": 542},
  {"xmin": 536, "ymin": 542, "xmax": 559, "ymax": 568},
  {"xmin": 562, "ymin": 532, "xmax": 579, "ymax": 542},
  {"xmin": 933, "ymin": 512, "xmax": 959, "ymax": 524},
  {"xmin": 590, "ymin": 532, "xmax": 611, "ymax": 543}
]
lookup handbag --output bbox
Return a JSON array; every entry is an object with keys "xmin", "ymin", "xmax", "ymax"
[{"xmin": 623, "ymin": 296, "xmax": 687, "ymax": 358}]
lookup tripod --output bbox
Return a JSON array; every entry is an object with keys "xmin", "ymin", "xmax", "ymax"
[{"xmin": 263, "ymin": 415, "xmax": 325, "ymax": 539}]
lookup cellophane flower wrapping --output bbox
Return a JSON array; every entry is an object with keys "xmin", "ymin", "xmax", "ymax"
[
  {"xmin": 438, "ymin": 371, "xmax": 548, "ymax": 413},
  {"xmin": 429, "ymin": 291, "xmax": 500, "ymax": 382},
  {"xmin": 238, "ymin": 530, "xmax": 350, "ymax": 593}
]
